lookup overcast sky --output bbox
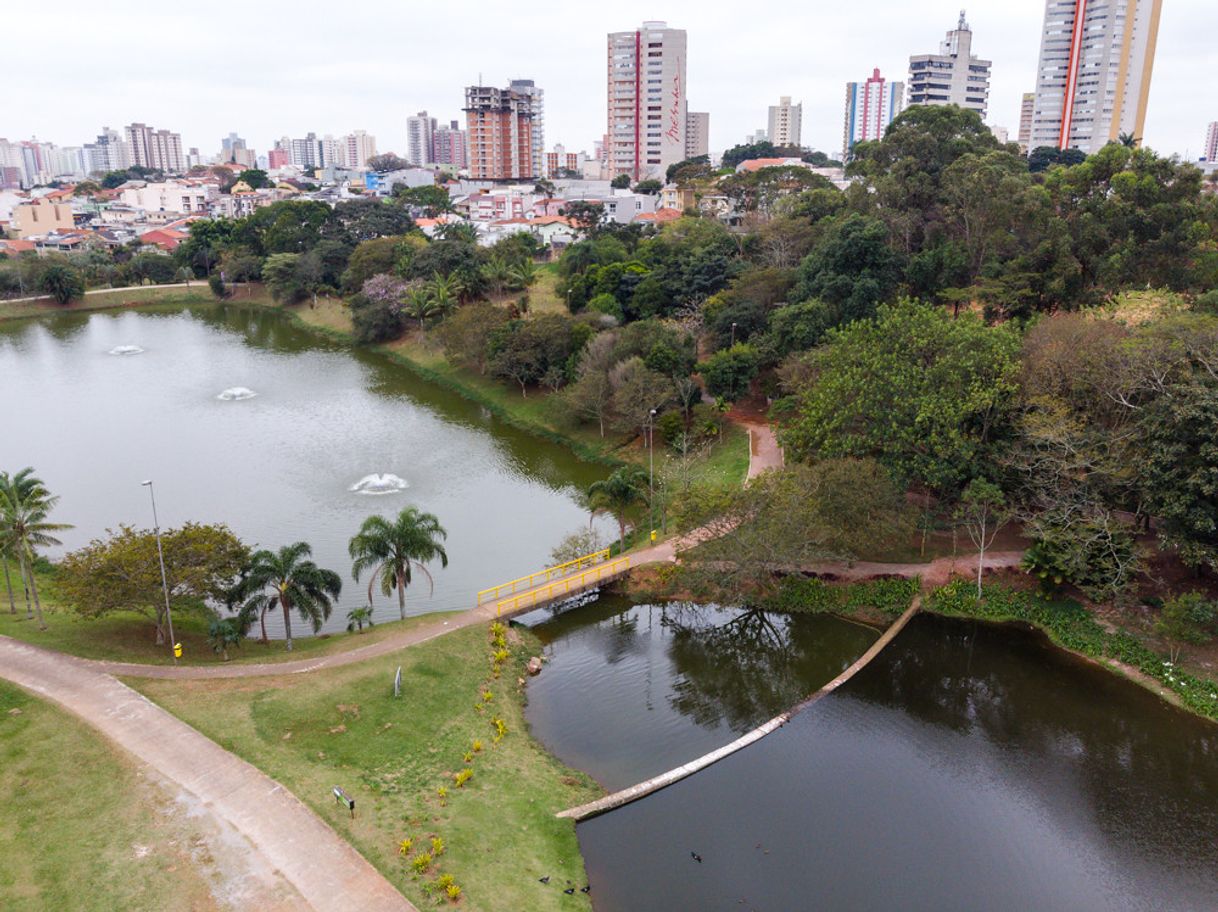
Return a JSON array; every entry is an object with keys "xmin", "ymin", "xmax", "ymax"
[{"xmin": 5, "ymin": 0, "xmax": 1213, "ymax": 163}]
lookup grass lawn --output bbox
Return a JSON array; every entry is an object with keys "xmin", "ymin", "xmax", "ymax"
[
  {"xmin": 0, "ymin": 285, "xmax": 239, "ymax": 322},
  {"xmin": 130, "ymin": 623, "xmax": 602, "ymax": 911},
  {"xmin": 0, "ymin": 680, "xmax": 224, "ymax": 911},
  {"xmin": 0, "ymin": 567, "xmax": 460, "ymax": 666}
]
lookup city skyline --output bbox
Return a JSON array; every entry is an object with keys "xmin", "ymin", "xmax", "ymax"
[{"xmin": 2, "ymin": 0, "xmax": 1214, "ymax": 163}]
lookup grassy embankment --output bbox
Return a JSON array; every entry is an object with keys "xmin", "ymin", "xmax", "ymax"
[
  {"xmin": 131, "ymin": 622, "xmax": 601, "ymax": 911},
  {"xmin": 0, "ymin": 566, "xmax": 458, "ymax": 666},
  {"xmin": 277, "ymin": 268, "xmax": 749, "ymax": 488},
  {"xmin": 0, "ymin": 680, "xmax": 225, "ymax": 911}
]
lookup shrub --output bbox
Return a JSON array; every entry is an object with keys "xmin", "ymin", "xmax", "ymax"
[
  {"xmin": 412, "ymin": 851, "xmax": 433, "ymax": 873},
  {"xmin": 208, "ymin": 273, "xmax": 231, "ymax": 299},
  {"xmin": 453, "ymin": 769, "xmax": 473, "ymax": 787},
  {"xmin": 1156, "ymin": 592, "xmax": 1218, "ymax": 645},
  {"xmin": 431, "ymin": 836, "xmax": 445, "ymax": 856},
  {"xmin": 398, "ymin": 838, "xmax": 413, "ymax": 856},
  {"xmin": 446, "ymin": 884, "xmax": 462, "ymax": 901}
]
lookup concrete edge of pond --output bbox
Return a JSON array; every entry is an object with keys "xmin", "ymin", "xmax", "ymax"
[{"xmin": 556, "ymin": 596, "xmax": 923, "ymax": 821}]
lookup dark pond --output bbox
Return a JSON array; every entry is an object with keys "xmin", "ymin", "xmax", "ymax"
[
  {"xmin": 519, "ymin": 595, "xmax": 879, "ymax": 790},
  {"xmin": 565, "ymin": 612, "xmax": 1218, "ymax": 911},
  {"xmin": 0, "ymin": 305, "xmax": 610, "ymax": 635}
]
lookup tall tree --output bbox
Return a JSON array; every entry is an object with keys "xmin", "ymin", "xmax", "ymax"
[
  {"xmin": 0, "ymin": 468, "xmax": 72, "ymax": 630},
  {"xmin": 242, "ymin": 542, "xmax": 342, "ymax": 650},
  {"xmin": 588, "ymin": 467, "xmax": 650, "ymax": 551},
  {"xmin": 348, "ymin": 507, "xmax": 449, "ymax": 621}
]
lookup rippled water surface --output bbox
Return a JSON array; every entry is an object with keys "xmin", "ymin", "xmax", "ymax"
[
  {"xmin": 575, "ymin": 613, "xmax": 1218, "ymax": 911},
  {"xmin": 1, "ymin": 305, "xmax": 610, "ymax": 635}
]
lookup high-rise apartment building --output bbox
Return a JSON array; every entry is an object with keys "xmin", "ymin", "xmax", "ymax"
[
  {"xmin": 1205, "ymin": 122, "xmax": 1218, "ymax": 163},
  {"xmin": 843, "ymin": 69, "xmax": 905, "ymax": 160},
  {"xmin": 464, "ymin": 85, "xmax": 538, "ymax": 180},
  {"xmin": 1029, "ymin": 0, "xmax": 1164, "ymax": 154},
  {"xmin": 907, "ymin": 12, "xmax": 991, "ymax": 119},
  {"xmin": 221, "ymin": 133, "xmax": 256, "ymax": 168},
  {"xmin": 685, "ymin": 111, "xmax": 710, "ymax": 160},
  {"xmin": 432, "ymin": 121, "xmax": 467, "ymax": 169},
  {"xmin": 1018, "ymin": 93, "xmax": 1036, "ymax": 152},
  {"xmin": 509, "ymin": 80, "xmax": 545, "ymax": 178},
  {"xmin": 767, "ymin": 97, "xmax": 802, "ymax": 148},
  {"xmin": 607, "ymin": 20, "xmax": 688, "ymax": 180},
  {"xmin": 342, "ymin": 130, "xmax": 377, "ymax": 170},
  {"xmin": 407, "ymin": 111, "xmax": 437, "ymax": 166},
  {"xmin": 124, "ymin": 122, "xmax": 185, "ymax": 173},
  {"xmin": 545, "ymin": 144, "xmax": 586, "ymax": 179},
  {"xmin": 84, "ymin": 127, "xmax": 130, "ymax": 175}
]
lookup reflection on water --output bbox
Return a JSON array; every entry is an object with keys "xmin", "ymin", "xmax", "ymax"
[
  {"xmin": 0, "ymin": 305, "xmax": 611, "ymax": 636},
  {"xmin": 521, "ymin": 596, "xmax": 877, "ymax": 789},
  {"xmin": 577, "ymin": 614, "xmax": 1218, "ymax": 911}
]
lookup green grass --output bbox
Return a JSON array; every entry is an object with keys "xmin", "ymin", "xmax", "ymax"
[
  {"xmin": 0, "ymin": 681, "xmax": 221, "ymax": 911},
  {"xmin": 0, "ymin": 567, "xmax": 459, "ymax": 666},
  {"xmin": 0, "ymin": 284, "xmax": 252, "ymax": 322},
  {"xmin": 131, "ymin": 623, "xmax": 602, "ymax": 911}
]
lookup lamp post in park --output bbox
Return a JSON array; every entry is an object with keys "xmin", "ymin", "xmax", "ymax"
[
  {"xmin": 141, "ymin": 479, "xmax": 177, "ymax": 663},
  {"xmin": 647, "ymin": 408, "xmax": 657, "ymax": 537}
]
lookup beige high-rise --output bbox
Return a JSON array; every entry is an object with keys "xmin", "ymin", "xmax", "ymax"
[
  {"xmin": 1029, "ymin": 0, "xmax": 1163, "ymax": 154},
  {"xmin": 607, "ymin": 20, "xmax": 688, "ymax": 180},
  {"xmin": 767, "ymin": 97, "xmax": 802, "ymax": 148}
]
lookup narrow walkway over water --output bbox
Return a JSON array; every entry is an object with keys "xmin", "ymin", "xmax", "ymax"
[{"xmin": 556, "ymin": 596, "xmax": 923, "ymax": 821}]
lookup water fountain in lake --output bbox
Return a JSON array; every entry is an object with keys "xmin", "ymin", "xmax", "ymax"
[
  {"xmin": 348, "ymin": 473, "xmax": 409, "ymax": 495},
  {"xmin": 216, "ymin": 387, "xmax": 258, "ymax": 401}
]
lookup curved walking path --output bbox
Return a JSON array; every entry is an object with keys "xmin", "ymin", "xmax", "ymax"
[
  {"xmin": 743, "ymin": 421, "xmax": 784, "ymax": 479},
  {"xmin": 558, "ymin": 595, "xmax": 924, "ymax": 821},
  {"xmin": 0, "ymin": 637, "xmax": 416, "ymax": 912}
]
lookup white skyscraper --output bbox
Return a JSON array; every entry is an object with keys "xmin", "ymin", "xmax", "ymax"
[
  {"xmin": 607, "ymin": 20, "xmax": 688, "ymax": 180},
  {"xmin": 1028, "ymin": 0, "xmax": 1164, "ymax": 154},
  {"xmin": 907, "ymin": 12, "xmax": 991, "ymax": 119},
  {"xmin": 407, "ymin": 112, "xmax": 437, "ymax": 166},
  {"xmin": 510, "ymin": 80, "xmax": 545, "ymax": 179},
  {"xmin": 1205, "ymin": 122, "xmax": 1218, "ymax": 163},
  {"xmin": 767, "ymin": 97, "xmax": 802, "ymax": 148}
]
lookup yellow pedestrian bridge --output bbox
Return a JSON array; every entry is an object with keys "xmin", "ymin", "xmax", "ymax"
[{"xmin": 477, "ymin": 549, "xmax": 632, "ymax": 618}]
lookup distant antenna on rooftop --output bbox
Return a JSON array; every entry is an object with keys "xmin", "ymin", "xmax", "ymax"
[{"xmin": 958, "ymin": 9, "xmax": 968, "ymax": 30}]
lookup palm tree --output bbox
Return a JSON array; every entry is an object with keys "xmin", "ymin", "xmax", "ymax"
[
  {"xmin": 507, "ymin": 260, "xmax": 537, "ymax": 292},
  {"xmin": 346, "ymin": 606, "xmax": 375, "ymax": 633},
  {"xmin": 242, "ymin": 542, "xmax": 342, "ymax": 651},
  {"xmin": 587, "ymin": 468, "xmax": 649, "ymax": 552},
  {"xmin": 0, "ymin": 468, "xmax": 72, "ymax": 631},
  {"xmin": 427, "ymin": 272, "xmax": 459, "ymax": 316},
  {"xmin": 1117, "ymin": 132, "xmax": 1139, "ymax": 149},
  {"xmin": 404, "ymin": 286, "xmax": 440, "ymax": 330},
  {"xmin": 349, "ymin": 507, "xmax": 448, "ymax": 622},
  {"xmin": 481, "ymin": 256, "xmax": 513, "ymax": 297},
  {"xmin": 1, "ymin": 533, "xmax": 19, "ymax": 615}
]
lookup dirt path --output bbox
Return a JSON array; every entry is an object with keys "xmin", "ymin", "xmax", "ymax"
[
  {"xmin": 0, "ymin": 637, "xmax": 416, "ymax": 912},
  {"xmin": 744, "ymin": 422, "xmax": 784, "ymax": 479}
]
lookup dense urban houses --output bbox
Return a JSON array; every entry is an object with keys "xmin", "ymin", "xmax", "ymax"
[
  {"xmin": 767, "ymin": 96, "xmax": 803, "ymax": 147},
  {"xmin": 907, "ymin": 12, "xmax": 991, "ymax": 119},
  {"xmin": 1029, "ymin": 0, "xmax": 1163, "ymax": 154},
  {"xmin": 842, "ymin": 69, "xmax": 905, "ymax": 160},
  {"xmin": 607, "ymin": 20, "xmax": 689, "ymax": 180}
]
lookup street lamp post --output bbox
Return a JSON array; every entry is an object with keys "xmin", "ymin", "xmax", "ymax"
[
  {"xmin": 141, "ymin": 480, "xmax": 177, "ymax": 663},
  {"xmin": 730, "ymin": 322, "xmax": 738, "ymax": 346},
  {"xmin": 648, "ymin": 408, "xmax": 657, "ymax": 536}
]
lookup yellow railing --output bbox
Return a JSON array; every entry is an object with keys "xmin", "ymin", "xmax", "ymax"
[
  {"xmin": 496, "ymin": 557, "xmax": 631, "ymax": 616},
  {"xmin": 477, "ymin": 549, "xmax": 611, "ymax": 605}
]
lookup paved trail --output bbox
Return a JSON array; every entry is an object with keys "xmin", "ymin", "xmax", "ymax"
[{"xmin": 0, "ymin": 637, "xmax": 416, "ymax": 912}]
